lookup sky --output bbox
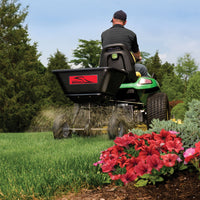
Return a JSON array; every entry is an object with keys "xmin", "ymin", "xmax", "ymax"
[{"xmin": 19, "ymin": 0, "xmax": 200, "ymax": 68}]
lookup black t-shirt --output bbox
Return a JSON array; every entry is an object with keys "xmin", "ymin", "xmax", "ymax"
[{"xmin": 101, "ymin": 24, "xmax": 139, "ymax": 53}]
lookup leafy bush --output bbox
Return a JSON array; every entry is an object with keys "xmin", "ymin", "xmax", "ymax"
[
  {"xmin": 169, "ymin": 100, "xmax": 184, "ymax": 109},
  {"xmin": 171, "ymin": 102, "xmax": 187, "ymax": 121},
  {"xmin": 184, "ymin": 99, "xmax": 200, "ymax": 128},
  {"xmin": 185, "ymin": 71, "xmax": 200, "ymax": 103}
]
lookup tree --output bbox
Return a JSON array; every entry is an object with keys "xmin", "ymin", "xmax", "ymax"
[
  {"xmin": 175, "ymin": 53, "xmax": 198, "ymax": 90},
  {"xmin": 161, "ymin": 62, "xmax": 175, "ymax": 76},
  {"xmin": 0, "ymin": 0, "xmax": 46, "ymax": 132},
  {"xmin": 161, "ymin": 74, "xmax": 185, "ymax": 101},
  {"xmin": 45, "ymin": 50, "xmax": 72, "ymax": 106},
  {"xmin": 145, "ymin": 51, "xmax": 162, "ymax": 76},
  {"xmin": 140, "ymin": 51, "xmax": 150, "ymax": 64},
  {"xmin": 185, "ymin": 71, "xmax": 200, "ymax": 103},
  {"xmin": 144, "ymin": 51, "xmax": 174, "ymax": 85},
  {"xmin": 70, "ymin": 39, "xmax": 101, "ymax": 68}
]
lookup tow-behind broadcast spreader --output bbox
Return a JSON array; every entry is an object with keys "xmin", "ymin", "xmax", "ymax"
[{"xmin": 52, "ymin": 43, "xmax": 170, "ymax": 139}]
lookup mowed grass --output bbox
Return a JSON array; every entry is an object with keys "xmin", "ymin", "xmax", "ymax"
[{"xmin": 0, "ymin": 132, "xmax": 114, "ymax": 200}]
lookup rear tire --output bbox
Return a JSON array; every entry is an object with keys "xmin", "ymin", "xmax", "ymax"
[
  {"xmin": 108, "ymin": 116, "xmax": 128, "ymax": 139},
  {"xmin": 146, "ymin": 93, "xmax": 170, "ymax": 128}
]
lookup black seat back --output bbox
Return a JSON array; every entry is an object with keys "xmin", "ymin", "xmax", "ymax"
[{"xmin": 99, "ymin": 43, "xmax": 137, "ymax": 83}]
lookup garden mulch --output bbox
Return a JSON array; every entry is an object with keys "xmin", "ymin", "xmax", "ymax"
[{"xmin": 56, "ymin": 170, "xmax": 200, "ymax": 200}]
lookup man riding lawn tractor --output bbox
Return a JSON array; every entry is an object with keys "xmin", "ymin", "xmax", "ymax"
[{"xmin": 52, "ymin": 11, "xmax": 170, "ymax": 139}]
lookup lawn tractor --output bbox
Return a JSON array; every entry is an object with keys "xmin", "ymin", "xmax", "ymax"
[{"xmin": 52, "ymin": 43, "xmax": 170, "ymax": 139}]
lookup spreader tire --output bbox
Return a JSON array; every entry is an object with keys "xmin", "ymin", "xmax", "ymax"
[
  {"xmin": 53, "ymin": 115, "xmax": 71, "ymax": 139},
  {"xmin": 146, "ymin": 93, "xmax": 170, "ymax": 128},
  {"xmin": 108, "ymin": 116, "xmax": 128, "ymax": 140}
]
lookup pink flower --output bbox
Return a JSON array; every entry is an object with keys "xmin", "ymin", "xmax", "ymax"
[
  {"xmin": 169, "ymin": 131, "xmax": 180, "ymax": 135},
  {"xmin": 177, "ymin": 156, "xmax": 182, "ymax": 163},
  {"xmin": 183, "ymin": 148, "xmax": 196, "ymax": 158},
  {"xmin": 93, "ymin": 160, "xmax": 103, "ymax": 166},
  {"xmin": 183, "ymin": 148, "xmax": 196, "ymax": 164}
]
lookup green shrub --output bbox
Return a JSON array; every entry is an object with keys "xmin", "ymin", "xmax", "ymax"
[
  {"xmin": 184, "ymin": 99, "xmax": 200, "ymax": 128},
  {"xmin": 185, "ymin": 71, "xmax": 200, "ymax": 103},
  {"xmin": 171, "ymin": 102, "xmax": 187, "ymax": 121}
]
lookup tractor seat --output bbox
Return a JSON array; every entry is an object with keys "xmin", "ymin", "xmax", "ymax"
[{"xmin": 99, "ymin": 43, "xmax": 137, "ymax": 83}]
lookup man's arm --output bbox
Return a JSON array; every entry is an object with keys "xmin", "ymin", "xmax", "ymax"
[
  {"xmin": 133, "ymin": 51, "xmax": 142, "ymax": 61},
  {"xmin": 130, "ymin": 34, "xmax": 142, "ymax": 60}
]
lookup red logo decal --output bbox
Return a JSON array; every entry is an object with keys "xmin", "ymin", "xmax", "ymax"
[{"xmin": 69, "ymin": 75, "xmax": 98, "ymax": 85}]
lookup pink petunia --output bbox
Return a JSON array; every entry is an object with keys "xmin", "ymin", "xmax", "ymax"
[
  {"xmin": 169, "ymin": 131, "xmax": 180, "ymax": 135},
  {"xmin": 183, "ymin": 148, "xmax": 196, "ymax": 164},
  {"xmin": 176, "ymin": 156, "xmax": 182, "ymax": 163},
  {"xmin": 93, "ymin": 160, "xmax": 103, "ymax": 166},
  {"xmin": 183, "ymin": 148, "xmax": 196, "ymax": 158}
]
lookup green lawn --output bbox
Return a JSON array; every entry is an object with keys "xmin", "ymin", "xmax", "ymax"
[{"xmin": 0, "ymin": 132, "xmax": 114, "ymax": 200}]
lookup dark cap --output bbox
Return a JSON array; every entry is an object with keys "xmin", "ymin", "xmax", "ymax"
[{"xmin": 112, "ymin": 10, "xmax": 127, "ymax": 22}]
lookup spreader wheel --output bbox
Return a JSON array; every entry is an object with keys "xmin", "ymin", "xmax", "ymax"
[
  {"xmin": 146, "ymin": 92, "xmax": 170, "ymax": 128},
  {"xmin": 108, "ymin": 116, "xmax": 128, "ymax": 139},
  {"xmin": 53, "ymin": 115, "xmax": 71, "ymax": 139}
]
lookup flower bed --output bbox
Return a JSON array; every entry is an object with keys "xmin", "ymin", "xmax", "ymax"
[{"xmin": 94, "ymin": 129, "xmax": 200, "ymax": 187}]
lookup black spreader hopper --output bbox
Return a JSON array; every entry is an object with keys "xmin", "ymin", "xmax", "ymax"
[{"xmin": 52, "ymin": 67, "xmax": 127, "ymax": 104}]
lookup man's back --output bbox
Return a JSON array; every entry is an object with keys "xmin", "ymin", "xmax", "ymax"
[{"xmin": 101, "ymin": 24, "xmax": 139, "ymax": 53}]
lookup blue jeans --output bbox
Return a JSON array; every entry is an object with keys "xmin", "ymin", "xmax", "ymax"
[{"xmin": 135, "ymin": 63, "xmax": 148, "ymax": 76}]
